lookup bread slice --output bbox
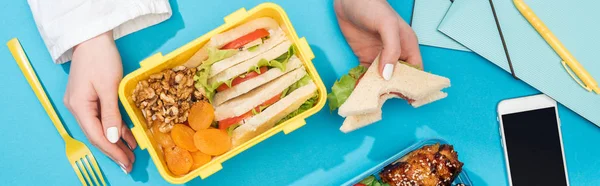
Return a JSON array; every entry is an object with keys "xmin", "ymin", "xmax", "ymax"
[
  {"xmin": 338, "ymin": 56, "xmax": 450, "ymax": 117},
  {"xmin": 213, "ymin": 56, "xmax": 304, "ymax": 106},
  {"xmin": 208, "ymin": 40, "xmax": 292, "ymax": 85},
  {"xmin": 411, "ymin": 91, "xmax": 447, "ymax": 108},
  {"xmin": 231, "ymin": 82, "xmax": 317, "ymax": 147},
  {"xmin": 209, "ymin": 17, "xmax": 280, "ymax": 48},
  {"xmin": 340, "ymin": 91, "xmax": 447, "ymax": 133},
  {"xmin": 214, "ymin": 67, "xmax": 307, "ymax": 120},
  {"xmin": 209, "ymin": 28, "xmax": 287, "ymax": 77},
  {"xmin": 340, "ymin": 94, "xmax": 397, "ymax": 133}
]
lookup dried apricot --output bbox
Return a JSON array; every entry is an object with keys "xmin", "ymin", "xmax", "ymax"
[
  {"xmin": 164, "ymin": 146, "xmax": 193, "ymax": 176},
  {"xmin": 188, "ymin": 101, "xmax": 215, "ymax": 131},
  {"xmin": 190, "ymin": 151, "xmax": 212, "ymax": 170},
  {"xmin": 193, "ymin": 129, "xmax": 231, "ymax": 156},
  {"xmin": 151, "ymin": 124, "xmax": 175, "ymax": 149},
  {"xmin": 171, "ymin": 124, "xmax": 198, "ymax": 152}
]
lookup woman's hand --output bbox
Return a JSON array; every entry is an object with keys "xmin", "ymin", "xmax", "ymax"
[
  {"xmin": 334, "ymin": 0, "xmax": 423, "ymax": 80},
  {"xmin": 64, "ymin": 31, "xmax": 137, "ymax": 173}
]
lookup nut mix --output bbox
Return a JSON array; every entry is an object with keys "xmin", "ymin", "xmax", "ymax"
[{"xmin": 132, "ymin": 66, "xmax": 205, "ymax": 133}]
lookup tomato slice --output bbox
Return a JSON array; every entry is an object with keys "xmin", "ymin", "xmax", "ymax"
[
  {"xmin": 354, "ymin": 184, "xmax": 366, "ymax": 186},
  {"xmin": 216, "ymin": 67, "xmax": 268, "ymax": 91},
  {"xmin": 388, "ymin": 92, "xmax": 415, "ymax": 103},
  {"xmin": 218, "ymin": 111, "xmax": 253, "ymax": 130},
  {"xmin": 217, "ymin": 93, "xmax": 283, "ymax": 130},
  {"xmin": 260, "ymin": 92, "xmax": 282, "ymax": 107},
  {"xmin": 221, "ymin": 29, "xmax": 270, "ymax": 50}
]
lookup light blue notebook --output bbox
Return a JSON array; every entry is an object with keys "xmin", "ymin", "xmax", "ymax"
[
  {"xmin": 412, "ymin": 0, "xmax": 470, "ymax": 51},
  {"xmin": 438, "ymin": 0, "xmax": 600, "ymax": 127}
]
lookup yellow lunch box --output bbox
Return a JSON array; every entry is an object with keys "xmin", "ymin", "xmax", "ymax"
[{"xmin": 118, "ymin": 3, "xmax": 327, "ymax": 184}]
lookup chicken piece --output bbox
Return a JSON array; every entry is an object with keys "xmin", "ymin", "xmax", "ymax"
[{"xmin": 379, "ymin": 144, "xmax": 464, "ymax": 186}]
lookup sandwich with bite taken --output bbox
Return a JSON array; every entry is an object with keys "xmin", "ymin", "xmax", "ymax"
[{"xmin": 328, "ymin": 56, "xmax": 450, "ymax": 133}]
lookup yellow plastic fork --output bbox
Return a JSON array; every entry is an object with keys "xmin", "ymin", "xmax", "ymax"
[{"xmin": 7, "ymin": 38, "xmax": 106, "ymax": 186}]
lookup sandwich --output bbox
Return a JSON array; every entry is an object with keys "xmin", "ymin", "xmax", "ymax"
[
  {"xmin": 328, "ymin": 56, "xmax": 450, "ymax": 133},
  {"xmin": 214, "ymin": 68, "xmax": 318, "ymax": 146},
  {"xmin": 185, "ymin": 17, "xmax": 320, "ymax": 146}
]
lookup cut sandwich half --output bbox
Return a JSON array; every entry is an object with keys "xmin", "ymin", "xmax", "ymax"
[
  {"xmin": 337, "ymin": 57, "xmax": 450, "ymax": 117},
  {"xmin": 209, "ymin": 27, "xmax": 287, "ymax": 77},
  {"xmin": 208, "ymin": 40, "xmax": 293, "ymax": 85},
  {"xmin": 328, "ymin": 56, "xmax": 451, "ymax": 132},
  {"xmin": 183, "ymin": 17, "xmax": 281, "ymax": 68},
  {"xmin": 213, "ymin": 67, "xmax": 316, "ymax": 134},
  {"xmin": 231, "ymin": 81, "xmax": 318, "ymax": 146},
  {"xmin": 213, "ymin": 56, "xmax": 304, "ymax": 106}
]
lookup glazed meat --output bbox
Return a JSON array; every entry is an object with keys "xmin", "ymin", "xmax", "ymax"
[{"xmin": 379, "ymin": 144, "xmax": 463, "ymax": 186}]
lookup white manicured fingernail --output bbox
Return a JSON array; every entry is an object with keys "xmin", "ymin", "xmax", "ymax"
[
  {"xmin": 382, "ymin": 64, "xmax": 394, "ymax": 81},
  {"xmin": 106, "ymin": 127, "xmax": 119, "ymax": 143},
  {"xmin": 118, "ymin": 162, "xmax": 128, "ymax": 174}
]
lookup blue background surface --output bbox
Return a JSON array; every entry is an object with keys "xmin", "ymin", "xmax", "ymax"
[{"xmin": 1, "ymin": 0, "xmax": 598, "ymax": 185}]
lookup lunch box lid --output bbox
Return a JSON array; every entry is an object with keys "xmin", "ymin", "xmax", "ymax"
[
  {"xmin": 342, "ymin": 138, "xmax": 473, "ymax": 186},
  {"xmin": 117, "ymin": 3, "xmax": 327, "ymax": 184}
]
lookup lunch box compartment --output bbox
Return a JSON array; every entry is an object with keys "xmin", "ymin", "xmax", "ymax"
[
  {"xmin": 343, "ymin": 138, "xmax": 473, "ymax": 186},
  {"xmin": 118, "ymin": 3, "xmax": 327, "ymax": 184}
]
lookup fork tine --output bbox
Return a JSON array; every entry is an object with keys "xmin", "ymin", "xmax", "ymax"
[
  {"xmin": 87, "ymin": 154, "xmax": 107, "ymax": 186},
  {"xmin": 82, "ymin": 157, "xmax": 101, "ymax": 186},
  {"xmin": 72, "ymin": 163, "xmax": 88, "ymax": 186},
  {"xmin": 77, "ymin": 160, "xmax": 93, "ymax": 186}
]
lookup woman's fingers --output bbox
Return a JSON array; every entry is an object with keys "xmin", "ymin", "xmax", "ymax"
[
  {"xmin": 69, "ymin": 100, "xmax": 132, "ymax": 174},
  {"xmin": 377, "ymin": 22, "xmax": 402, "ymax": 80},
  {"xmin": 397, "ymin": 17, "xmax": 424, "ymax": 69},
  {"xmin": 121, "ymin": 124, "xmax": 138, "ymax": 150},
  {"xmin": 97, "ymin": 86, "xmax": 122, "ymax": 144},
  {"xmin": 116, "ymin": 140, "xmax": 136, "ymax": 173}
]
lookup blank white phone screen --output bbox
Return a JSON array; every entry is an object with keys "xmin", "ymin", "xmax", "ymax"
[{"xmin": 501, "ymin": 107, "xmax": 567, "ymax": 186}]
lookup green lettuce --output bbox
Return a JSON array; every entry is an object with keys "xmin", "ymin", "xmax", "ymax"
[
  {"xmin": 226, "ymin": 124, "xmax": 240, "ymax": 136},
  {"xmin": 247, "ymin": 45, "xmax": 260, "ymax": 52},
  {"xmin": 399, "ymin": 60, "xmax": 423, "ymax": 70},
  {"xmin": 248, "ymin": 44, "xmax": 297, "ymax": 73},
  {"xmin": 326, "ymin": 65, "xmax": 367, "ymax": 111},
  {"xmin": 275, "ymin": 93, "xmax": 319, "ymax": 126},
  {"xmin": 359, "ymin": 175, "xmax": 389, "ymax": 186},
  {"xmin": 281, "ymin": 75, "xmax": 312, "ymax": 99},
  {"xmin": 193, "ymin": 47, "xmax": 238, "ymax": 101}
]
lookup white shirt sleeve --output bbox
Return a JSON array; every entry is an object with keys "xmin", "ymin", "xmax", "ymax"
[{"xmin": 27, "ymin": 0, "xmax": 172, "ymax": 64}]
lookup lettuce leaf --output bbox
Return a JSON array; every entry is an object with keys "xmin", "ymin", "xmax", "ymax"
[
  {"xmin": 282, "ymin": 75, "xmax": 312, "ymax": 98},
  {"xmin": 359, "ymin": 175, "xmax": 388, "ymax": 186},
  {"xmin": 326, "ymin": 65, "xmax": 367, "ymax": 111},
  {"xmin": 348, "ymin": 65, "xmax": 367, "ymax": 79},
  {"xmin": 247, "ymin": 45, "xmax": 260, "ymax": 52},
  {"xmin": 253, "ymin": 58, "xmax": 285, "ymax": 72},
  {"xmin": 193, "ymin": 47, "xmax": 238, "ymax": 102},
  {"xmin": 275, "ymin": 93, "xmax": 318, "ymax": 126},
  {"xmin": 399, "ymin": 60, "xmax": 423, "ymax": 70},
  {"xmin": 248, "ymin": 44, "xmax": 297, "ymax": 73},
  {"xmin": 226, "ymin": 124, "xmax": 240, "ymax": 136}
]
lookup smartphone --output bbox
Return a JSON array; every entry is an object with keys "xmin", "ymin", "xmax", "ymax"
[{"xmin": 497, "ymin": 94, "xmax": 569, "ymax": 186}]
